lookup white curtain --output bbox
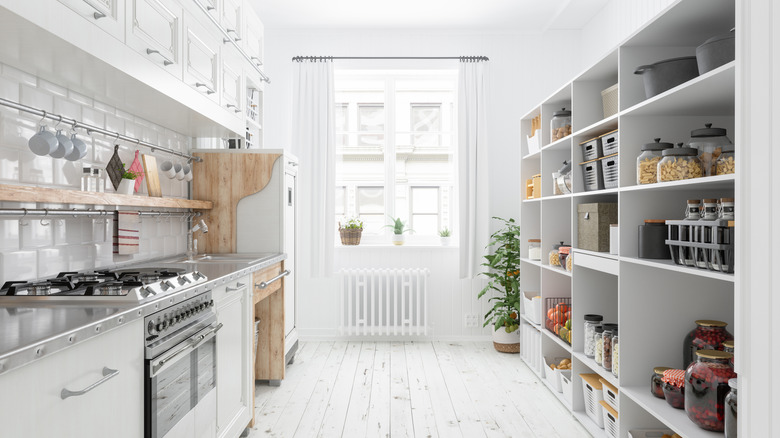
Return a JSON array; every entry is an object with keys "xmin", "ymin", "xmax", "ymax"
[
  {"xmin": 293, "ymin": 59, "xmax": 336, "ymax": 277},
  {"xmin": 458, "ymin": 60, "xmax": 490, "ymax": 279}
]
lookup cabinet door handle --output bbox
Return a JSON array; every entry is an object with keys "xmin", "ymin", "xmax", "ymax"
[
  {"xmin": 250, "ymin": 56, "xmax": 263, "ymax": 66},
  {"xmin": 236, "ymin": 282, "xmax": 246, "ymax": 288},
  {"xmin": 61, "ymin": 367, "xmax": 119, "ymax": 400},
  {"xmin": 93, "ymin": 12, "xmax": 106, "ymax": 20},
  {"xmin": 226, "ymin": 28, "xmax": 241, "ymax": 41},
  {"xmin": 226, "ymin": 104, "xmax": 241, "ymax": 113},
  {"xmin": 146, "ymin": 49, "xmax": 174, "ymax": 66},
  {"xmin": 255, "ymin": 270, "xmax": 290, "ymax": 289},
  {"xmin": 195, "ymin": 83, "xmax": 216, "ymax": 95},
  {"xmin": 226, "ymin": 286, "xmax": 237, "ymax": 292}
]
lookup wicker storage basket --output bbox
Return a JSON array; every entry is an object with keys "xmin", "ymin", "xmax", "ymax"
[{"xmin": 339, "ymin": 226, "xmax": 363, "ymax": 245}]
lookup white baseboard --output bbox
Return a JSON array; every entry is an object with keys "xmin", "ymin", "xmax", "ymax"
[{"xmin": 298, "ymin": 328, "xmax": 492, "ymax": 343}]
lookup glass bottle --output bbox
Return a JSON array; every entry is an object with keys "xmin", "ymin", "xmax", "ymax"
[
  {"xmin": 651, "ymin": 366, "xmax": 672, "ymax": 399},
  {"xmin": 601, "ymin": 323, "xmax": 617, "ymax": 371},
  {"xmin": 685, "ymin": 350, "xmax": 736, "ymax": 432},
  {"xmin": 658, "ymin": 143, "xmax": 703, "ymax": 182},
  {"xmin": 611, "ymin": 330, "xmax": 619, "ymax": 377},
  {"xmin": 637, "ymin": 138, "xmax": 673, "ymax": 184},
  {"xmin": 725, "ymin": 378, "xmax": 738, "ymax": 438},
  {"xmin": 702, "ymin": 198, "xmax": 719, "ymax": 220},
  {"xmin": 594, "ymin": 325, "xmax": 605, "ymax": 365},
  {"xmin": 685, "ymin": 199, "xmax": 701, "ymax": 220},
  {"xmin": 683, "ymin": 320, "xmax": 734, "ymax": 368},
  {"xmin": 81, "ymin": 166, "xmax": 92, "ymax": 191},
  {"xmin": 583, "ymin": 314, "xmax": 603, "ymax": 358},
  {"xmin": 719, "ymin": 198, "xmax": 735, "ymax": 220},
  {"xmin": 92, "ymin": 167, "xmax": 105, "ymax": 193}
]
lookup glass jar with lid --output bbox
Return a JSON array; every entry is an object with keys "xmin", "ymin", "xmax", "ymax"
[
  {"xmin": 637, "ymin": 138, "xmax": 673, "ymax": 184},
  {"xmin": 583, "ymin": 314, "xmax": 603, "ymax": 358},
  {"xmin": 689, "ymin": 123, "xmax": 734, "ymax": 177},
  {"xmin": 719, "ymin": 198, "xmax": 735, "ymax": 220},
  {"xmin": 611, "ymin": 329, "xmax": 619, "ymax": 377},
  {"xmin": 558, "ymin": 246, "xmax": 571, "ymax": 270},
  {"xmin": 725, "ymin": 378, "xmax": 738, "ymax": 438},
  {"xmin": 685, "ymin": 350, "xmax": 736, "ymax": 431},
  {"xmin": 716, "ymin": 143, "xmax": 736, "ymax": 175},
  {"xmin": 683, "ymin": 320, "xmax": 734, "ymax": 368},
  {"xmin": 651, "ymin": 366, "xmax": 672, "ymax": 399},
  {"xmin": 662, "ymin": 369, "xmax": 686, "ymax": 409},
  {"xmin": 550, "ymin": 108, "xmax": 572, "ymax": 142},
  {"xmin": 528, "ymin": 239, "xmax": 542, "ymax": 260},
  {"xmin": 594, "ymin": 325, "xmax": 605, "ymax": 365},
  {"xmin": 722, "ymin": 339, "xmax": 735, "ymax": 366},
  {"xmin": 549, "ymin": 241, "xmax": 565, "ymax": 266},
  {"xmin": 702, "ymin": 198, "xmax": 719, "ymax": 220},
  {"xmin": 658, "ymin": 143, "xmax": 703, "ymax": 182},
  {"xmin": 601, "ymin": 323, "xmax": 617, "ymax": 371}
]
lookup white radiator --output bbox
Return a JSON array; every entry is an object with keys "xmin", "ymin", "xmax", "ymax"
[{"xmin": 339, "ymin": 268, "xmax": 430, "ymax": 336}]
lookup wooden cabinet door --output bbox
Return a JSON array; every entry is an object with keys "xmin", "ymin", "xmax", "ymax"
[
  {"xmin": 58, "ymin": 0, "xmax": 126, "ymax": 41},
  {"xmin": 126, "ymin": 0, "xmax": 182, "ymax": 77},
  {"xmin": 184, "ymin": 13, "xmax": 220, "ymax": 101}
]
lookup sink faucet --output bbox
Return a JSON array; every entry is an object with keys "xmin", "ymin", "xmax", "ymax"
[{"xmin": 186, "ymin": 219, "xmax": 209, "ymax": 260}]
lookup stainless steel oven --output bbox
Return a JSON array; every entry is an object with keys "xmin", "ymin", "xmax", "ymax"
[{"xmin": 145, "ymin": 291, "xmax": 220, "ymax": 438}]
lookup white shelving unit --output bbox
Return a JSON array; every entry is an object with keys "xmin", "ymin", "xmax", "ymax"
[{"xmin": 518, "ymin": 1, "xmax": 736, "ymax": 437}]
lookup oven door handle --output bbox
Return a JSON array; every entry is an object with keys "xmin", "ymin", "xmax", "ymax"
[{"xmin": 150, "ymin": 323, "xmax": 222, "ymax": 377}]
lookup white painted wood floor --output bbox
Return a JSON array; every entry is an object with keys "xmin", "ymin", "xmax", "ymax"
[{"xmin": 247, "ymin": 341, "xmax": 591, "ymax": 438}]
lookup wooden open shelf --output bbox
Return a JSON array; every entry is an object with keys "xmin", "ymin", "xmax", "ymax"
[{"xmin": 0, "ymin": 183, "xmax": 213, "ymax": 210}]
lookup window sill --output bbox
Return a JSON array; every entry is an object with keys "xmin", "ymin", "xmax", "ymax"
[{"xmin": 336, "ymin": 243, "xmax": 459, "ymax": 249}]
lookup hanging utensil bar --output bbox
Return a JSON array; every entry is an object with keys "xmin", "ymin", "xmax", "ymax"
[
  {"xmin": 0, "ymin": 208, "xmax": 201, "ymax": 218},
  {"xmin": 0, "ymin": 97, "xmax": 201, "ymax": 163}
]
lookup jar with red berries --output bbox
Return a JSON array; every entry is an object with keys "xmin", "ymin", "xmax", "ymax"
[
  {"xmin": 651, "ymin": 366, "xmax": 672, "ymax": 399},
  {"xmin": 683, "ymin": 320, "xmax": 733, "ymax": 368},
  {"xmin": 685, "ymin": 350, "xmax": 737, "ymax": 432},
  {"xmin": 662, "ymin": 369, "xmax": 686, "ymax": 409},
  {"xmin": 722, "ymin": 340, "xmax": 734, "ymax": 366}
]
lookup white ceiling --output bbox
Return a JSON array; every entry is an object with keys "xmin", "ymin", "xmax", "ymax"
[{"xmin": 249, "ymin": 0, "xmax": 612, "ymax": 31}]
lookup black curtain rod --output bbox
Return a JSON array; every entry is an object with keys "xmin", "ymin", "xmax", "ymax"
[{"xmin": 291, "ymin": 56, "xmax": 488, "ymax": 62}]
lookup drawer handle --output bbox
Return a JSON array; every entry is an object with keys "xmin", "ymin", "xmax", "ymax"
[
  {"xmin": 226, "ymin": 104, "xmax": 241, "ymax": 113},
  {"xmin": 226, "ymin": 287, "xmax": 237, "ymax": 292},
  {"xmin": 195, "ymin": 83, "xmax": 216, "ymax": 95},
  {"xmin": 61, "ymin": 367, "xmax": 119, "ymax": 400},
  {"xmin": 255, "ymin": 270, "xmax": 290, "ymax": 289},
  {"xmin": 93, "ymin": 12, "xmax": 106, "ymax": 20},
  {"xmin": 236, "ymin": 282, "xmax": 246, "ymax": 288},
  {"xmin": 146, "ymin": 49, "xmax": 174, "ymax": 66}
]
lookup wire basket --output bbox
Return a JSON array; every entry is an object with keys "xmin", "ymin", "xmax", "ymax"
[
  {"xmin": 544, "ymin": 297, "xmax": 572, "ymax": 343},
  {"xmin": 665, "ymin": 219, "xmax": 734, "ymax": 273},
  {"xmin": 339, "ymin": 226, "xmax": 363, "ymax": 245}
]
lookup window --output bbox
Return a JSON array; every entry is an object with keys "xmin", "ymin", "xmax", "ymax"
[{"xmin": 335, "ymin": 70, "xmax": 457, "ymax": 244}]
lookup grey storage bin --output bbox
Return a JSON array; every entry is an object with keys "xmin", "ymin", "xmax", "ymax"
[
  {"xmin": 578, "ymin": 203, "xmax": 618, "ymax": 252},
  {"xmin": 580, "ymin": 137, "xmax": 602, "ymax": 161},
  {"xmin": 601, "ymin": 130, "xmax": 619, "ymax": 155},
  {"xmin": 580, "ymin": 158, "xmax": 605, "ymax": 192},
  {"xmin": 601, "ymin": 154, "xmax": 619, "ymax": 189}
]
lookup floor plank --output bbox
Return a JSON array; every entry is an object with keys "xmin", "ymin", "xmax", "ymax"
[
  {"xmin": 340, "ymin": 343, "xmax": 376, "ymax": 437},
  {"xmin": 291, "ymin": 342, "xmax": 349, "ymax": 438},
  {"xmin": 403, "ymin": 342, "xmax": 439, "ymax": 438},
  {"xmin": 365, "ymin": 341, "xmax": 391, "ymax": 437},
  {"xmin": 316, "ymin": 342, "xmax": 363, "ymax": 437},
  {"xmin": 389, "ymin": 342, "xmax": 414, "ymax": 438}
]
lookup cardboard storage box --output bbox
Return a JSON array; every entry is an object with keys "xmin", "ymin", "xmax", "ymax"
[{"xmin": 578, "ymin": 203, "xmax": 618, "ymax": 252}]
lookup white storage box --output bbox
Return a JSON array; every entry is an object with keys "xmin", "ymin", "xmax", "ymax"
[
  {"xmin": 628, "ymin": 430, "xmax": 676, "ymax": 438},
  {"xmin": 609, "ymin": 224, "xmax": 619, "ymax": 255},
  {"xmin": 560, "ymin": 370, "xmax": 573, "ymax": 403},
  {"xmin": 599, "ymin": 378, "xmax": 619, "ymax": 412},
  {"xmin": 527, "ymin": 134, "xmax": 541, "ymax": 155},
  {"xmin": 544, "ymin": 356, "xmax": 568, "ymax": 392},
  {"xmin": 580, "ymin": 373, "xmax": 605, "ymax": 428},
  {"xmin": 522, "ymin": 291, "xmax": 542, "ymax": 324},
  {"xmin": 599, "ymin": 400, "xmax": 619, "ymax": 438}
]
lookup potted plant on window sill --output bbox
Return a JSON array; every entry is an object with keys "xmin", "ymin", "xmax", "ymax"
[
  {"xmin": 117, "ymin": 166, "xmax": 141, "ymax": 195},
  {"xmin": 339, "ymin": 217, "xmax": 364, "ymax": 245},
  {"xmin": 478, "ymin": 217, "xmax": 521, "ymax": 353},
  {"xmin": 385, "ymin": 216, "xmax": 412, "ymax": 246},
  {"xmin": 439, "ymin": 228, "xmax": 451, "ymax": 246}
]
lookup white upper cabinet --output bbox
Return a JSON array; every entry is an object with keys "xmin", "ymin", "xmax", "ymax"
[
  {"xmin": 58, "ymin": 0, "xmax": 126, "ymax": 41},
  {"xmin": 220, "ymin": 0, "xmax": 243, "ymax": 43},
  {"xmin": 244, "ymin": 9, "xmax": 264, "ymax": 68},
  {"xmin": 184, "ymin": 13, "xmax": 220, "ymax": 101},
  {"xmin": 126, "ymin": 0, "xmax": 182, "ymax": 77},
  {"xmin": 221, "ymin": 46, "xmax": 243, "ymax": 118}
]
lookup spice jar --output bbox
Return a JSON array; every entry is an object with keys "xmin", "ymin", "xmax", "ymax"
[
  {"xmin": 594, "ymin": 325, "xmax": 605, "ymax": 365},
  {"xmin": 559, "ymin": 246, "xmax": 571, "ymax": 270},
  {"xmin": 637, "ymin": 138, "xmax": 673, "ymax": 184},
  {"xmin": 584, "ymin": 314, "xmax": 604, "ymax": 358},
  {"xmin": 549, "ymin": 242, "xmax": 564, "ymax": 267},
  {"xmin": 550, "ymin": 108, "xmax": 572, "ymax": 142},
  {"xmin": 638, "ymin": 219, "xmax": 669, "ymax": 259},
  {"xmin": 601, "ymin": 323, "xmax": 617, "ymax": 371},
  {"xmin": 651, "ymin": 367, "xmax": 672, "ymax": 399},
  {"xmin": 658, "ymin": 143, "xmax": 703, "ymax": 182},
  {"xmin": 701, "ymin": 198, "xmax": 719, "ymax": 220},
  {"xmin": 685, "ymin": 199, "xmax": 702, "ymax": 220},
  {"xmin": 611, "ymin": 329, "xmax": 619, "ymax": 377},
  {"xmin": 725, "ymin": 378, "xmax": 738, "ymax": 438},
  {"xmin": 684, "ymin": 320, "xmax": 734, "ymax": 368},
  {"xmin": 719, "ymin": 198, "xmax": 735, "ymax": 220},
  {"xmin": 662, "ymin": 369, "xmax": 686, "ymax": 409},
  {"xmin": 689, "ymin": 123, "xmax": 734, "ymax": 177},
  {"xmin": 716, "ymin": 143, "xmax": 736, "ymax": 175},
  {"xmin": 528, "ymin": 239, "xmax": 541, "ymax": 260},
  {"xmin": 685, "ymin": 350, "xmax": 737, "ymax": 432}
]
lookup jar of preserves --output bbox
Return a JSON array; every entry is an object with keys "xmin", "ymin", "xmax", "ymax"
[
  {"xmin": 689, "ymin": 123, "xmax": 733, "ymax": 177},
  {"xmin": 637, "ymin": 138, "xmax": 673, "ymax": 184},
  {"xmin": 702, "ymin": 198, "xmax": 719, "ymax": 220},
  {"xmin": 662, "ymin": 369, "xmax": 686, "ymax": 409},
  {"xmin": 611, "ymin": 329, "xmax": 619, "ymax": 377},
  {"xmin": 719, "ymin": 198, "xmax": 735, "ymax": 220},
  {"xmin": 683, "ymin": 320, "xmax": 734, "ymax": 368},
  {"xmin": 583, "ymin": 314, "xmax": 603, "ymax": 358},
  {"xmin": 685, "ymin": 350, "xmax": 737, "ymax": 432},
  {"xmin": 725, "ymin": 378, "xmax": 738, "ymax": 438},
  {"xmin": 651, "ymin": 366, "xmax": 672, "ymax": 399},
  {"xmin": 658, "ymin": 143, "xmax": 703, "ymax": 182},
  {"xmin": 528, "ymin": 239, "xmax": 541, "ymax": 260},
  {"xmin": 559, "ymin": 246, "xmax": 571, "ymax": 270},
  {"xmin": 550, "ymin": 108, "xmax": 572, "ymax": 142},
  {"xmin": 549, "ymin": 242, "xmax": 564, "ymax": 267},
  {"xmin": 685, "ymin": 199, "xmax": 702, "ymax": 220},
  {"xmin": 601, "ymin": 323, "xmax": 617, "ymax": 371},
  {"xmin": 722, "ymin": 340, "xmax": 735, "ymax": 366},
  {"xmin": 594, "ymin": 325, "xmax": 605, "ymax": 365},
  {"xmin": 716, "ymin": 143, "xmax": 735, "ymax": 175}
]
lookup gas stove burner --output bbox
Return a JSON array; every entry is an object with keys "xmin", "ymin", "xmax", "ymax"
[
  {"xmin": 0, "ymin": 279, "xmax": 76, "ymax": 296},
  {"xmin": 55, "ymin": 270, "xmax": 119, "ymax": 284},
  {"xmin": 84, "ymin": 281, "xmax": 142, "ymax": 296},
  {"xmin": 112, "ymin": 268, "xmax": 185, "ymax": 282}
]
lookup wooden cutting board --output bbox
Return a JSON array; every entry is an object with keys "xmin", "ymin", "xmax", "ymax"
[{"xmin": 141, "ymin": 155, "xmax": 162, "ymax": 197}]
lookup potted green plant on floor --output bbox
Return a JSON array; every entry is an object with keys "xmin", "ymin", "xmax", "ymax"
[
  {"xmin": 439, "ymin": 227, "xmax": 452, "ymax": 246},
  {"xmin": 478, "ymin": 217, "xmax": 522, "ymax": 353},
  {"xmin": 385, "ymin": 216, "xmax": 413, "ymax": 245}
]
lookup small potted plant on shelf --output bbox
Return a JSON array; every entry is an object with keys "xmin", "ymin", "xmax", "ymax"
[
  {"xmin": 117, "ymin": 165, "xmax": 141, "ymax": 195},
  {"xmin": 339, "ymin": 217, "xmax": 364, "ymax": 246},
  {"xmin": 439, "ymin": 227, "xmax": 452, "ymax": 246},
  {"xmin": 385, "ymin": 216, "xmax": 413, "ymax": 246},
  {"xmin": 478, "ymin": 217, "xmax": 522, "ymax": 353}
]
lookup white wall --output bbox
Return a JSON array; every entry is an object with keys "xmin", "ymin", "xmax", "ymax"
[{"xmin": 261, "ymin": 28, "xmax": 581, "ymax": 338}]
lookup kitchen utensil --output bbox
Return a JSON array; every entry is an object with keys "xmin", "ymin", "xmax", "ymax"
[
  {"xmin": 141, "ymin": 154, "xmax": 162, "ymax": 197},
  {"xmin": 634, "ymin": 56, "xmax": 699, "ymax": 98},
  {"xmin": 174, "ymin": 162, "xmax": 185, "ymax": 180},
  {"xmin": 65, "ymin": 132, "xmax": 87, "ymax": 161},
  {"xmin": 50, "ymin": 129, "xmax": 74, "ymax": 159},
  {"xmin": 128, "ymin": 150, "xmax": 145, "ymax": 192},
  {"xmin": 105, "ymin": 144, "xmax": 124, "ymax": 191},
  {"xmin": 696, "ymin": 30, "xmax": 735, "ymax": 74},
  {"xmin": 28, "ymin": 124, "xmax": 58, "ymax": 156},
  {"xmin": 159, "ymin": 160, "xmax": 176, "ymax": 179}
]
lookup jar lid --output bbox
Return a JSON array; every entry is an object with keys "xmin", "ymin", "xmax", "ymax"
[
  {"xmin": 720, "ymin": 197, "xmax": 734, "ymax": 202},
  {"xmin": 691, "ymin": 123, "xmax": 728, "ymax": 138},
  {"xmin": 653, "ymin": 366, "xmax": 672, "ymax": 376},
  {"xmin": 642, "ymin": 137, "xmax": 674, "ymax": 151},
  {"xmin": 594, "ymin": 325, "xmax": 604, "ymax": 333},
  {"xmin": 696, "ymin": 349, "xmax": 733, "ymax": 360},
  {"xmin": 687, "ymin": 199, "xmax": 701, "ymax": 204},
  {"xmin": 662, "ymin": 369, "xmax": 686, "ymax": 387},
  {"xmin": 553, "ymin": 107, "xmax": 571, "ymax": 117},
  {"xmin": 728, "ymin": 378, "xmax": 738, "ymax": 389},
  {"xmin": 601, "ymin": 323, "xmax": 618, "ymax": 332},
  {"xmin": 722, "ymin": 340, "xmax": 734, "ymax": 348},
  {"xmin": 552, "ymin": 241, "xmax": 565, "ymax": 250},
  {"xmin": 702, "ymin": 198, "xmax": 718, "ymax": 204},
  {"xmin": 584, "ymin": 314, "xmax": 603, "ymax": 322},
  {"xmin": 695, "ymin": 319, "xmax": 728, "ymax": 327},
  {"xmin": 558, "ymin": 160, "xmax": 572, "ymax": 175},
  {"xmin": 559, "ymin": 246, "xmax": 571, "ymax": 255},
  {"xmin": 662, "ymin": 142, "xmax": 699, "ymax": 156},
  {"xmin": 528, "ymin": 239, "xmax": 541, "ymax": 242},
  {"xmin": 644, "ymin": 219, "xmax": 666, "ymax": 224},
  {"xmin": 611, "ymin": 327, "xmax": 618, "ymax": 336}
]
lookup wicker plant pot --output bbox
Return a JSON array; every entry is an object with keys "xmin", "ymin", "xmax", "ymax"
[
  {"xmin": 492, "ymin": 327, "xmax": 520, "ymax": 354},
  {"xmin": 339, "ymin": 227, "xmax": 363, "ymax": 245}
]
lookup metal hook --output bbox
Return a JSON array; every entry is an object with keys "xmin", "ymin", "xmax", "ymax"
[
  {"xmin": 114, "ymin": 132, "xmax": 120, "ymax": 143},
  {"xmin": 40, "ymin": 209, "xmax": 50, "ymax": 226},
  {"xmin": 72, "ymin": 208, "xmax": 79, "ymax": 218},
  {"xmin": 19, "ymin": 208, "xmax": 29, "ymax": 227},
  {"xmin": 38, "ymin": 110, "xmax": 48, "ymax": 126},
  {"xmin": 54, "ymin": 115, "xmax": 63, "ymax": 130}
]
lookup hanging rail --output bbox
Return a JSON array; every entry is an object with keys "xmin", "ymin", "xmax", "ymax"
[
  {"xmin": 291, "ymin": 55, "xmax": 489, "ymax": 62},
  {"xmin": 0, "ymin": 208, "xmax": 201, "ymax": 219},
  {"xmin": 0, "ymin": 97, "xmax": 202, "ymax": 163}
]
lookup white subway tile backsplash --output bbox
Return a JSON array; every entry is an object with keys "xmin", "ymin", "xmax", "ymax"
[
  {"xmin": 0, "ymin": 219, "xmax": 20, "ymax": 252},
  {"xmin": 37, "ymin": 248, "xmax": 69, "ymax": 279},
  {"xmin": 92, "ymin": 137, "xmax": 114, "ymax": 165},
  {"xmin": 163, "ymin": 236, "xmax": 177, "ymax": 256},
  {"xmin": 93, "ymin": 243, "xmax": 113, "ymax": 267},
  {"xmin": 19, "ymin": 218, "xmax": 54, "ymax": 249},
  {"xmin": 104, "ymin": 113, "xmax": 124, "ymax": 134},
  {"xmin": 20, "ymin": 85, "xmax": 54, "ymax": 112},
  {"xmin": 19, "ymin": 151, "xmax": 54, "ymax": 185},
  {"xmin": 67, "ymin": 90, "xmax": 93, "ymax": 107},
  {"xmin": 68, "ymin": 245, "xmax": 92, "ymax": 272},
  {"xmin": 38, "ymin": 79, "xmax": 68, "ymax": 98},
  {"xmin": 52, "ymin": 218, "xmax": 67, "ymax": 246},
  {"xmin": 53, "ymin": 96, "xmax": 82, "ymax": 122},
  {"xmin": 0, "ymin": 76, "xmax": 20, "ymax": 116},
  {"xmin": 1, "ymin": 116, "xmax": 35, "ymax": 150},
  {"xmin": 91, "ymin": 99, "xmax": 115, "ymax": 115},
  {"xmin": 80, "ymin": 106, "xmax": 104, "ymax": 128},
  {"xmin": 0, "ymin": 250, "xmax": 37, "ymax": 283},
  {"xmin": 0, "ymin": 147, "xmax": 20, "ymax": 181},
  {"xmin": 53, "ymin": 159, "xmax": 81, "ymax": 187},
  {"xmin": 2, "ymin": 65, "xmax": 36, "ymax": 87}
]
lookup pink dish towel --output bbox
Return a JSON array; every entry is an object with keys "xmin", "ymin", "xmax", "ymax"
[
  {"xmin": 113, "ymin": 211, "xmax": 140, "ymax": 255},
  {"xmin": 128, "ymin": 150, "xmax": 145, "ymax": 192}
]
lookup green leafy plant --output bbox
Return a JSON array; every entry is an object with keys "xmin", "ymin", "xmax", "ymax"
[
  {"xmin": 121, "ymin": 163, "xmax": 140, "ymax": 180},
  {"xmin": 478, "ymin": 217, "xmax": 521, "ymax": 333},
  {"xmin": 384, "ymin": 216, "xmax": 413, "ymax": 235},
  {"xmin": 341, "ymin": 217, "xmax": 364, "ymax": 230},
  {"xmin": 439, "ymin": 228, "xmax": 451, "ymax": 237}
]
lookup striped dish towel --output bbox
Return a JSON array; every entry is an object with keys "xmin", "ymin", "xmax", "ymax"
[{"xmin": 113, "ymin": 211, "xmax": 140, "ymax": 255}]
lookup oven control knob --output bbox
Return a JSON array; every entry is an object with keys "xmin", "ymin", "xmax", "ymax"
[
  {"xmin": 209, "ymin": 300, "xmax": 214, "ymax": 307},
  {"xmin": 147, "ymin": 320, "xmax": 158, "ymax": 335},
  {"xmin": 156, "ymin": 322, "xmax": 164, "ymax": 332}
]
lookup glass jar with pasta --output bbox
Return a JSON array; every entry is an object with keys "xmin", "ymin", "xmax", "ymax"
[
  {"xmin": 658, "ymin": 143, "xmax": 703, "ymax": 182},
  {"xmin": 637, "ymin": 138, "xmax": 673, "ymax": 184}
]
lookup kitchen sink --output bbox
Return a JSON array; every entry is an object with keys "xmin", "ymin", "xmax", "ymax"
[{"xmin": 161, "ymin": 253, "xmax": 275, "ymax": 264}]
